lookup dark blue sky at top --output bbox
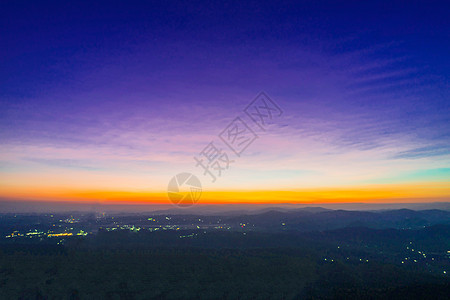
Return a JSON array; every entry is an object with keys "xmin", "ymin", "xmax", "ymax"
[
  {"xmin": 0, "ymin": 0, "xmax": 449, "ymax": 157},
  {"xmin": 1, "ymin": 0, "xmax": 448, "ymax": 97}
]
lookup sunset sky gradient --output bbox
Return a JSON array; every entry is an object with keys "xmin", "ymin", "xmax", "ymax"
[{"xmin": 1, "ymin": 1, "xmax": 449, "ymax": 205}]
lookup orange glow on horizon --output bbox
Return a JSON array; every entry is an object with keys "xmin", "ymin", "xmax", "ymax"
[{"xmin": 1, "ymin": 181, "xmax": 449, "ymax": 205}]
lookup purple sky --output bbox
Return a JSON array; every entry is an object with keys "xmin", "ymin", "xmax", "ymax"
[{"xmin": 0, "ymin": 1, "xmax": 449, "ymax": 202}]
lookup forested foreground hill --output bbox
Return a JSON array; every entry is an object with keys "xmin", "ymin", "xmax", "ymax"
[
  {"xmin": 0, "ymin": 225, "xmax": 449, "ymax": 299},
  {"xmin": 0, "ymin": 247, "xmax": 448, "ymax": 299}
]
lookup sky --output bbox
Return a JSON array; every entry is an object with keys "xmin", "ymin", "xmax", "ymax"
[{"xmin": 0, "ymin": 1, "xmax": 449, "ymax": 205}]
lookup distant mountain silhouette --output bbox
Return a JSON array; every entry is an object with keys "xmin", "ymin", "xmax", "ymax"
[{"xmin": 217, "ymin": 208, "xmax": 450, "ymax": 231}]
